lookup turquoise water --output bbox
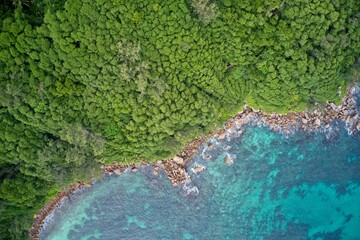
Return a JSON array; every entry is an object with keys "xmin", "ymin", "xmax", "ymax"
[{"xmin": 41, "ymin": 124, "xmax": 360, "ymax": 240}]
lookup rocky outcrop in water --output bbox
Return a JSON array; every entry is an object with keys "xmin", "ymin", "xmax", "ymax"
[
  {"xmin": 224, "ymin": 155, "xmax": 233, "ymax": 165},
  {"xmin": 191, "ymin": 164, "xmax": 206, "ymax": 174}
]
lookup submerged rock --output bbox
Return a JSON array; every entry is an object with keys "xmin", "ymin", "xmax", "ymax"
[
  {"xmin": 224, "ymin": 155, "xmax": 233, "ymax": 165},
  {"xmin": 204, "ymin": 155, "xmax": 211, "ymax": 160},
  {"xmin": 191, "ymin": 165, "xmax": 206, "ymax": 174}
]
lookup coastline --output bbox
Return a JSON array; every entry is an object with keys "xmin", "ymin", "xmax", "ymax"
[
  {"xmin": 29, "ymin": 182, "xmax": 92, "ymax": 240},
  {"xmin": 30, "ymin": 84, "xmax": 359, "ymax": 240}
]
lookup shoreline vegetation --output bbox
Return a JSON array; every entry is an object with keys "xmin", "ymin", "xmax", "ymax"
[{"xmin": 31, "ymin": 84, "xmax": 359, "ymax": 240}]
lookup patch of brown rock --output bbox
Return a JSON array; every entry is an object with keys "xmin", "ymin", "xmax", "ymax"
[
  {"xmin": 158, "ymin": 156, "xmax": 188, "ymax": 187},
  {"xmin": 101, "ymin": 162, "xmax": 144, "ymax": 175}
]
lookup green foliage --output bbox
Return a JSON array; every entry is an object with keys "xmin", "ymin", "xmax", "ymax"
[{"xmin": 0, "ymin": 0, "xmax": 359, "ymax": 238}]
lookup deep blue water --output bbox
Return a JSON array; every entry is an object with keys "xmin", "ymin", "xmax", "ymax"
[{"xmin": 40, "ymin": 122, "xmax": 360, "ymax": 240}]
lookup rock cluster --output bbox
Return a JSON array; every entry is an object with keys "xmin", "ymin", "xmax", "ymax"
[
  {"xmin": 101, "ymin": 162, "xmax": 146, "ymax": 175},
  {"xmin": 153, "ymin": 135, "xmax": 215, "ymax": 187},
  {"xmin": 161, "ymin": 157, "xmax": 189, "ymax": 187},
  {"xmin": 223, "ymin": 85, "xmax": 359, "ymax": 137}
]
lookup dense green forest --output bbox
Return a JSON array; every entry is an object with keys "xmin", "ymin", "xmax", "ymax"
[{"xmin": 0, "ymin": 0, "xmax": 359, "ymax": 238}]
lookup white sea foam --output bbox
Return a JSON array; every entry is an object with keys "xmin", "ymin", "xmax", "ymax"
[
  {"xmin": 184, "ymin": 185, "xmax": 199, "ymax": 196},
  {"xmin": 223, "ymin": 145, "xmax": 231, "ymax": 151},
  {"xmin": 200, "ymin": 147, "xmax": 208, "ymax": 159}
]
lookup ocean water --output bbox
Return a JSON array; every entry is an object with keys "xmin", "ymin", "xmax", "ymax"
[{"xmin": 40, "ymin": 121, "xmax": 360, "ymax": 240}]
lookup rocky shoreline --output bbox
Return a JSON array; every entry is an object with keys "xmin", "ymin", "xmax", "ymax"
[
  {"xmin": 224, "ymin": 84, "xmax": 359, "ymax": 137},
  {"xmin": 101, "ymin": 132, "xmax": 212, "ymax": 188},
  {"xmin": 30, "ymin": 182, "xmax": 92, "ymax": 240},
  {"xmin": 30, "ymin": 84, "xmax": 359, "ymax": 239}
]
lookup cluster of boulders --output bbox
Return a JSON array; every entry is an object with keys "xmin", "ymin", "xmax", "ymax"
[
  {"xmin": 101, "ymin": 134, "xmax": 209, "ymax": 187},
  {"xmin": 30, "ymin": 182, "xmax": 91, "ymax": 240},
  {"xmin": 102, "ymin": 156, "xmax": 195, "ymax": 188},
  {"xmin": 101, "ymin": 162, "xmax": 141, "ymax": 175},
  {"xmin": 223, "ymin": 85, "xmax": 359, "ymax": 137},
  {"xmin": 155, "ymin": 135, "xmax": 214, "ymax": 187},
  {"xmin": 159, "ymin": 156, "xmax": 189, "ymax": 187}
]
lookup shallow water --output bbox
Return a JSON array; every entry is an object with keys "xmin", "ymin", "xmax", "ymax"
[{"xmin": 40, "ymin": 121, "xmax": 360, "ymax": 240}]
